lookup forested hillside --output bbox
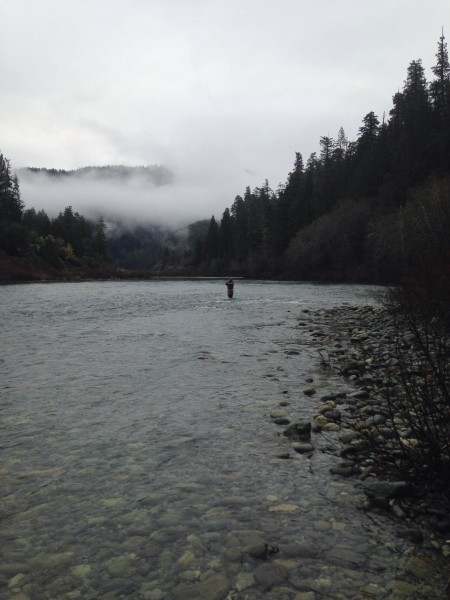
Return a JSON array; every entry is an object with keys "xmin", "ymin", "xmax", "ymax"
[
  {"xmin": 188, "ymin": 33, "xmax": 450, "ymax": 282},
  {"xmin": 1, "ymin": 34, "xmax": 449, "ymax": 283}
]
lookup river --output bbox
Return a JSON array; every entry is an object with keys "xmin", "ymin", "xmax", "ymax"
[{"xmin": 0, "ymin": 280, "xmax": 446, "ymax": 599}]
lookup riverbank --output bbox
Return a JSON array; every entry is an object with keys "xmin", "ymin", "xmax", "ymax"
[
  {"xmin": 277, "ymin": 303, "xmax": 450, "ymax": 597},
  {"xmin": 0, "ymin": 254, "xmax": 153, "ymax": 283}
]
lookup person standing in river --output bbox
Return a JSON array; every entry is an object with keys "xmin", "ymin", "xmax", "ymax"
[{"xmin": 225, "ymin": 278, "xmax": 234, "ymax": 299}]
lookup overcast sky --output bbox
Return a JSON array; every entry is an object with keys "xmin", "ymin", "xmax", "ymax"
[{"xmin": 1, "ymin": 1, "xmax": 448, "ymax": 225}]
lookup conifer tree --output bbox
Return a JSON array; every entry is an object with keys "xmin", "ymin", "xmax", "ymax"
[{"xmin": 429, "ymin": 31, "xmax": 450, "ymax": 174}]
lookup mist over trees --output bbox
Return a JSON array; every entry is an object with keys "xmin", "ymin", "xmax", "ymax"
[
  {"xmin": 17, "ymin": 164, "xmax": 174, "ymax": 186},
  {"xmin": 1, "ymin": 33, "xmax": 449, "ymax": 283}
]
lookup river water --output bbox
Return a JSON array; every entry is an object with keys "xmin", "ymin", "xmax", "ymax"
[{"xmin": 0, "ymin": 280, "xmax": 446, "ymax": 599}]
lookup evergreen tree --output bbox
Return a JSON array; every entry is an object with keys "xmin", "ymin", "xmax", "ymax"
[
  {"xmin": 0, "ymin": 153, "xmax": 24, "ymax": 225},
  {"xmin": 357, "ymin": 111, "xmax": 380, "ymax": 147},
  {"xmin": 348, "ymin": 112, "xmax": 382, "ymax": 197},
  {"xmin": 430, "ymin": 32, "xmax": 450, "ymax": 113},
  {"xmin": 429, "ymin": 32, "xmax": 450, "ymax": 174},
  {"xmin": 218, "ymin": 208, "xmax": 233, "ymax": 262},
  {"xmin": 94, "ymin": 216, "xmax": 107, "ymax": 260},
  {"xmin": 0, "ymin": 153, "xmax": 26, "ymax": 254},
  {"xmin": 230, "ymin": 194, "xmax": 248, "ymax": 263},
  {"xmin": 397, "ymin": 59, "xmax": 431, "ymax": 184},
  {"xmin": 275, "ymin": 152, "xmax": 304, "ymax": 254},
  {"xmin": 203, "ymin": 215, "xmax": 219, "ymax": 261},
  {"xmin": 336, "ymin": 126, "xmax": 349, "ymax": 155}
]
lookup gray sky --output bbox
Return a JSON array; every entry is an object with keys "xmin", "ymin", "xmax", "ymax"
[{"xmin": 2, "ymin": 0, "xmax": 448, "ymax": 225}]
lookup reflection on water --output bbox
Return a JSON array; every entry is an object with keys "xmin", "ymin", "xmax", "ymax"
[{"xmin": 0, "ymin": 280, "xmax": 445, "ymax": 599}]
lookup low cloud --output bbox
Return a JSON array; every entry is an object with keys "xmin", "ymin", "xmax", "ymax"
[{"xmin": 16, "ymin": 162, "xmax": 251, "ymax": 228}]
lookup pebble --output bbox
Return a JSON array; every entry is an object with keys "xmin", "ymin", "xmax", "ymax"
[
  {"xmin": 270, "ymin": 409, "xmax": 288, "ymax": 419},
  {"xmin": 303, "ymin": 388, "xmax": 316, "ymax": 396},
  {"xmin": 292, "ymin": 442, "xmax": 314, "ymax": 454}
]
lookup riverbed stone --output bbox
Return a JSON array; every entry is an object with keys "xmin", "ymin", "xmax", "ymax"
[
  {"xmin": 270, "ymin": 408, "xmax": 288, "ymax": 419},
  {"xmin": 106, "ymin": 553, "xmax": 137, "ymax": 577},
  {"xmin": 322, "ymin": 422, "xmax": 341, "ymax": 432},
  {"xmin": 141, "ymin": 590, "xmax": 165, "ymax": 600},
  {"xmin": 313, "ymin": 415, "xmax": 328, "ymax": 428},
  {"xmin": 390, "ymin": 579, "xmax": 420, "ymax": 597},
  {"xmin": 330, "ymin": 465, "xmax": 355, "ymax": 478},
  {"xmin": 8, "ymin": 573, "xmax": 27, "ymax": 588},
  {"xmin": 395, "ymin": 528, "xmax": 423, "ymax": 544},
  {"xmin": 322, "ymin": 408, "xmax": 341, "ymax": 422},
  {"xmin": 244, "ymin": 542, "xmax": 279, "ymax": 559},
  {"xmin": 269, "ymin": 503, "xmax": 299, "ymax": 512},
  {"xmin": 283, "ymin": 421, "xmax": 311, "ymax": 441},
  {"xmin": 254, "ymin": 562, "xmax": 289, "ymax": 589},
  {"xmin": 401, "ymin": 555, "xmax": 436, "ymax": 579},
  {"xmin": 339, "ymin": 430, "xmax": 359, "ymax": 444},
  {"xmin": 8, "ymin": 593, "xmax": 31, "ymax": 600},
  {"xmin": 236, "ymin": 571, "xmax": 255, "ymax": 591},
  {"xmin": 303, "ymin": 388, "xmax": 316, "ymax": 396},
  {"xmin": 362, "ymin": 480, "xmax": 414, "ymax": 501},
  {"xmin": 273, "ymin": 417, "xmax": 291, "ymax": 425},
  {"xmin": 274, "ymin": 452, "xmax": 291, "ymax": 459},
  {"xmin": 294, "ymin": 592, "xmax": 316, "ymax": 600},
  {"xmin": 71, "ymin": 564, "xmax": 92, "ymax": 577},
  {"xmin": 292, "ymin": 442, "xmax": 314, "ymax": 454}
]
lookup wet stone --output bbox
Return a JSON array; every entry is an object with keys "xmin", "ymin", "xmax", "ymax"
[
  {"xmin": 303, "ymin": 388, "xmax": 316, "ymax": 396},
  {"xmin": 281, "ymin": 542, "xmax": 321, "ymax": 559},
  {"xmin": 274, "ymin": 417, "xmax": 291, "ymax": 425},
  {"xmin": 236, "ymin": 571, "xmax": 255, "ymax": 591},
  {"xmin": 327, "ymin": 546, "xmax": 365, "ymax": 566},
  {"xmin": 338, "ymin": 430, "xmax": 359, "ymax": 444},
  {"xmin": 292, "ymin": 442, "xmax": 314, "ymax": 454},
  {"xmin": 245, "ymin": 542, "xmax": 279, "ymax": 559},
  {"xmin": 271, "ymin": 409, "xmax": 289, "ymax": 419},
  {"xmin": 283, "ymin": 421, "xmax": 311, "ymax": 441},
  {"xmin": 321, "ymin": 422, "xmax": 341, "ymax": 432},
  {"xmin": 395, "ymin": 528, "xmax": 424, "ymax": 544},
  {"xmin": 274, "ymin": 452, "xmax": 291, "ymax": 459},
  {"xmin": 322, "ymin": 408, "xmax": 341, "ymax": 422},
  {"xmin": 401, "ymin": 555, "xmax": 436, "ymax": 579},
  {"xmin": 330, "ymin": 465, "xmax": 356, "ymax": 478},
  {"xmin": 362, "ymin": 480, "xmax": 414, "ymax": 501},
  {"xmin": 254, "ymin": 562, "xmax": 289, "ymax": 589}
]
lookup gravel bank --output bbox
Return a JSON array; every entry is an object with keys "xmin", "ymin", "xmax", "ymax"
[{"xmin": 293, "ymin": 303, "xmax": 450, "ymax": 596}]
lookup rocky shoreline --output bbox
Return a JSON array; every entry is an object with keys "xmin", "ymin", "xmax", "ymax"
[{"xmin": 270, "ymin": 304, "xmax": 450, "ymax": 598}]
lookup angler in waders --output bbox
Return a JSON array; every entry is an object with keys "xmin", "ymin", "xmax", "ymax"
[{"xmin": 225, "ymin": 279, "xmax": 234, "ymax": 299}]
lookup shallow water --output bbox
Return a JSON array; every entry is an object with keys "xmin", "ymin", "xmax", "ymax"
[{"xmin": 0, "ymin": 280, "xmax": 446, "ymax": 599}]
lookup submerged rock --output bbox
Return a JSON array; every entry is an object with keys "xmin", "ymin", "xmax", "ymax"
[
  {"xmin": 362, "ymin": 480, "xmax": 414, "ymax": 501},
  {"xmin": 244, "ymin": 542, "xmax": 279, "ymax": 560},
  {"xmin": 283, "ymin": 421, "xmax": 311, "ymax": 441}
]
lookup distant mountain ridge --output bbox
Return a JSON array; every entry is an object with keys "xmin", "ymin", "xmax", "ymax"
[{"xmin": 17, "ymin": 164, "xmax": 174, "ymax": 186}]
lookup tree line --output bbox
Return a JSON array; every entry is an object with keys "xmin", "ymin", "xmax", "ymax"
[
  {"xmin": 187, "ymin": 33, "xmax": 450, "ymax": 283},
  {"xmin": 0, "ymin": 154, "xmax": 107, "ymax": 269},
  {"xmin": 1, "ymin": 33, "xmax": 449, "ymax": 283}
]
